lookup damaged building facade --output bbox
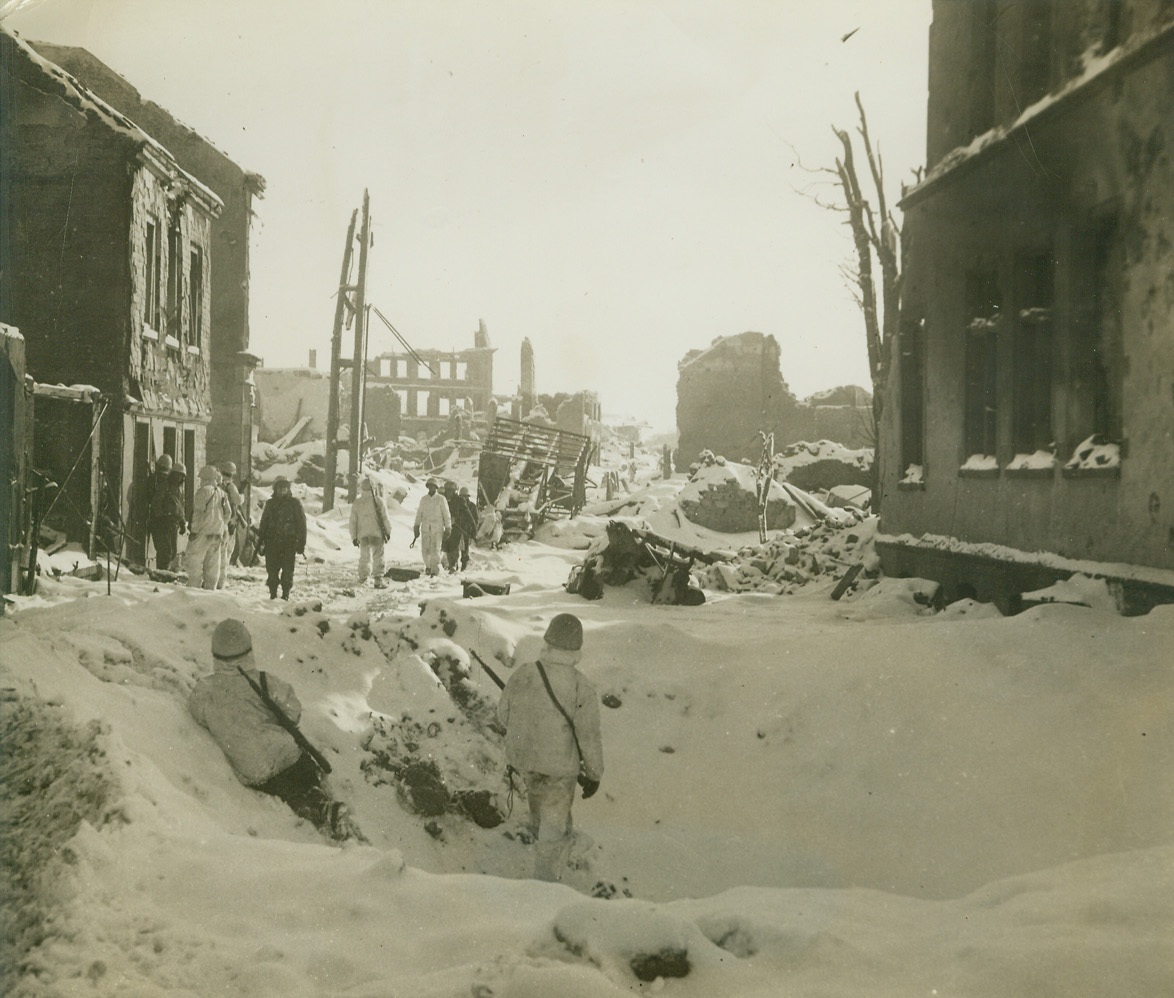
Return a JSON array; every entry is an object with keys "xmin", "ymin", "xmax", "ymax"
[
  {"xmin": 365, "ymin": 319, "xmax": 495, "ymax": 442},
  {"xmin": 33, "ymin": 41, "xmax": 267, "ymax": 483},
  {"xmin": 877, "ymin": 1, "xmax": 1174, "ymax": 611},
  {"xmin": 675, "ymin": 331, "xmax": 873, "ymax": 469},
  {"xmin": 0, "ymin": 30, "xmax": 223, "ymax": 563}
]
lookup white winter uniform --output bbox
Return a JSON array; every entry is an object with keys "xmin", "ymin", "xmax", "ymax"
[
  {"xmin": 217, "ymin": 480, "xmax": 243, "ymax": 590},
  {"xmin": 188, "ymin": 653, "xmax": 302, "ymax": 786},
  {"xmin": 350, "ymin": 490, "xmax": 391, "ymax": 582},
  {"xmin": 497, "ymin": 645, "xmax": 604, "ymax": 881},
  {"xmin": 413, "ymin": 491, "xmax": 451, "ymax": 575},
  {"xmin": 187, "ymin": 484, "xmax": 230, "ymax": 589}
]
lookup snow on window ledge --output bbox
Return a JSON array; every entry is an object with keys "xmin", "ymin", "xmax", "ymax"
[
  {"xmin": 958, "ymin": 454, "xmax": 999, "ymax": 478},
  {"xmin": 186, "ymin": 344, "xmax": 201, "ymax": 356},
  {"xmin": 1005, "ymin": 450, "xmax": 1056, "ymax": 478},
  {"xmin": 898, "ymin": 464, "xmax": 925, "ymax": 490},
  {"xmin": 142, "ymin": 326, "xmax": 159, "ymax": 342},
  {"xmin": 1065, "ymin": 436, "xmax": 1120, "ymax": 470},
  {"xmin": 1063, "ymin": 435, "xmax": 1121, "ymax": 478},
  {"xmin": 164, "ymin": 334, "xmax": 180, "ymax": 350}
]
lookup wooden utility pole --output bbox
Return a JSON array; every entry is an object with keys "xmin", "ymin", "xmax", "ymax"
[
  {"xmin": 347, "ymin": 190, "xmax": 371, "ymax": 503},
  {"xmin": 322, "ymin": 208, "xmax": 358, "ymax": 513}
]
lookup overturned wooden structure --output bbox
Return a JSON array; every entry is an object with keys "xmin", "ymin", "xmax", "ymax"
[{"xmin": 476, "ymin": 417, "xmax": 592, "ymax": 540}]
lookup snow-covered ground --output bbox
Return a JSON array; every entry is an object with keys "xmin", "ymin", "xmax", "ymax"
[{"xmin": 3, "ymin": 465, "xmax": 1172, "ymax": 997}]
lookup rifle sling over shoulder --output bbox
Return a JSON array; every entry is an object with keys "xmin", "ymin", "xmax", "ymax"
[
  {"xmin": 236, "ymin": 666, "xmax": 332, "ymax": 774},
  {"xmin": 535, "ymin": 660, "xmax": 585, "ymax": 774}
]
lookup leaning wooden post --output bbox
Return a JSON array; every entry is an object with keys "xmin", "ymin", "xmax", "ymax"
[
  {"xmin": 347, "ymin": 190, "xmax": 371, "ymax": 503},
  {"xmin": 323, "ymin": 208, "xmax": 357, "ymax": 513}
]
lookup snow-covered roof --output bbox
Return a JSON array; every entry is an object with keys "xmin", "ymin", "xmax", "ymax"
[
  {"xmin": 903, "ymin": 17, "xmax": 1174, "ymax": 206},
  {"xmin": 31, "ymin": 40, "xmax": 265, "ymax": 198},
  {"xmin": 3, "ymin": 27, "xmax": 223, "ymax": 215}
]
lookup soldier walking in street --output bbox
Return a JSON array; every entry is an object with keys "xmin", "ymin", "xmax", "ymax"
[
  {"xmin": 186, "ymin": 465, "xmax": 231, "ymax": 589},
  {"xmin": 350, "ymin": 476, "xmax": 391, "ymax": 588},
  {"xmin": 497, "ymin": 613, "xmax": 603, "ymax": 882},
  {"xmin": 412, "ymin": 478, "xmax": 451, "ymax": 577},
  {"xmin": 216, "ymin": 461, "xmax": 246, "ymax": 590},
  {"xmin": 257, "ymin": 477, "xmax": 306, "ymax": 600}
]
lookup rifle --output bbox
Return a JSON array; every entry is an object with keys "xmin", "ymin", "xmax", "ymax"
[
  {"xmin": 236, "ymin": 667, "xmax": 333, "ymax": 774},
  {"xmin": 468, "ymin": 648, "xmax": 506, "ymax": 690}
]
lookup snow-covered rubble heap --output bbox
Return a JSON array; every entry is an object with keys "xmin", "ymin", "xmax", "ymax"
[
  {"xmin": 697, "ymin": 516, "xmax": 880, "ymax": 596},
  {"xmin": 774, "ymin": 439, "xmax": 873, "ymax": 494},
  {"xmin": 359, "ymin": 603, "xmax": 510, "ymax": 831},
  {"xmin": 251, "ymin": 438, "xmax": 330, "ymax": 486},
  {"xmin": 678, "ymin": 454, "xmax": 796, "ymax": 532}
]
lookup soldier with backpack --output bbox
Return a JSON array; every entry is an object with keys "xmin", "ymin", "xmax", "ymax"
[
  {"xmin": 187, "ymin": 465, "xmax": 231, "ymax": 589},
  {"xmin": 257, "ymin": 477, "xmax": 307, "ymax": 600}
]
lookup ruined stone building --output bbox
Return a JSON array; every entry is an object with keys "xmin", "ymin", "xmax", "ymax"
[
  {"xmin": 675, "ymin": 331, "xmax": 873, "ymax": 469},
  {"xmin": 877, "ymin": 1, "xmax": 1174, "ymax": 611},
  {"xmin": 253, "ymin": 365, "xmax": 332, "ymax": 444},
  {"xmin": 31, "ymin": 40, "xmax": 266, "ymax": 482},
  {"xmin": 364, "ymin": 318, "xmax": 495, "ymax": 442},
  {"xmin": 0, "ymin": 30, "xmax": 223, "ymax": 560}
]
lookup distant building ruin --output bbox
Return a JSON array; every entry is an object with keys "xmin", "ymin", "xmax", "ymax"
[
  {"xmin": 365, "ymin": 319, "xmax": 495, "ymax": 443},
  {"xmin": 675, "ymin": 331, "xmax": 872, "ymax": 469},
  {"xmin": 256, "ymin": 321, "xmax": 496, "ymax": 448}
]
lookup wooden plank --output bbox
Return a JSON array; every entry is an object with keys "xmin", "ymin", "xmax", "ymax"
[{"xmin": 829, "ymin": 563, "xmax": 864, "ymax": 600}]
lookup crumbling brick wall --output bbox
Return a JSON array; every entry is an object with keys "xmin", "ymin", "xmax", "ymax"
[
  {"xmin": 678, "ymin": 479, "xmax": 796, "ymax": 533},
  {"xmin": 676, "ymin": 332, "xmax": 796, "ymax": 469}
]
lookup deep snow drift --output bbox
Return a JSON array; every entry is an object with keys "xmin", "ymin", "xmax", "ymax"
[{"xmin": 2, "ymin": 467, "xmax": 1172, "ymax": 997}]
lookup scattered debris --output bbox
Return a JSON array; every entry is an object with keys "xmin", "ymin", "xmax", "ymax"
[{"xmin": 567, "ymin": 521, "xmax": 714, "ymax": 605}]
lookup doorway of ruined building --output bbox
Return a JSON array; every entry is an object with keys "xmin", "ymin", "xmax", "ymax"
[
  {"xmin": 131, "ymin": 420, "xmax": 151, "ymax": 565},
  {"xmin": 183, "ymin": 428, "xmax": 196, "ymax": 520}
]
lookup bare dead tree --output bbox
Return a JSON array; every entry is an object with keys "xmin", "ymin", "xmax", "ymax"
[{"xmin": 831, "ymin": 92, "xmax": 901, "ymax": 511}]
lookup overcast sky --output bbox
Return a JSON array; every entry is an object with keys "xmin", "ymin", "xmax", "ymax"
[{"xmin": 6, "ymin": 0, "xmax": 931, "ymax": 430}]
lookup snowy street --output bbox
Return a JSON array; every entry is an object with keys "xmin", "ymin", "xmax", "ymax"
[{"xmin": 3, "ymin": 467, "xmax": 1172, "ymax": 996}]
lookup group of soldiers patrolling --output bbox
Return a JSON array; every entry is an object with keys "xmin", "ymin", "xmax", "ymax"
[
  {"xmin": 145, "ymin": 458, "xmax": 487, "ymax": 598},
  {"xmin": 145, "ymin": 458, "xmax": 249, "ymax": 591}
]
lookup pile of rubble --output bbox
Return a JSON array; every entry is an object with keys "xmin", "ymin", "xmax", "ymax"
[{"xmin": 696, "ymin": 516, "xmax": 880, "ymax": 596}]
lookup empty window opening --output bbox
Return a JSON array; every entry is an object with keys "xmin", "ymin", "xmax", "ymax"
[
  {"xmin": 963, "ymin": 270, "xmax": 1000, "ymax": 459},
  {"xmin": 1104, "ymin": 0, "xmax": 1123, "ymax": 52},
  {"xmin": 899, "ymin": 316, "xmax": 926, "ymax": 477},
  {"xmin": 145, "ymin": 219, "xmax": 162, "ymax": 332},
  {"xmin": 1012, "ymin": 251, "xmax": 1054, "ymax": 457},
  {"xmin": 1019, "ymin": 2, "xmax": 1053, "ymax": 107},
  {"xmin": 969, "ymin": 2, "xmax": 999, "ymax": 136},
  {"xmin": 1069, "ymin": 216, "xmax": 1124, "ymax": 456},
  {"xmin": 166, "ymin": 218, "xmax": 181, "ymax": 337},
  {"xmin": 188, "ymin": 248, "xmax": 204, "ymax": 351}
]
